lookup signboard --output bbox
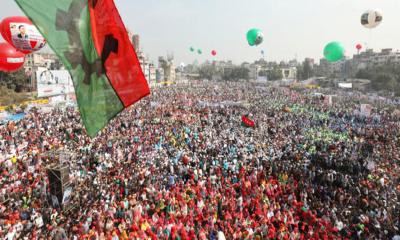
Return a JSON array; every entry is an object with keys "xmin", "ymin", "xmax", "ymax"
[
  {"xmin": 37, "ymin": 68, "xmax": 74, "ymax": 97},
  {"xmin": 338, "ymin": 82, "xmax": 352, "ymax": 89}
]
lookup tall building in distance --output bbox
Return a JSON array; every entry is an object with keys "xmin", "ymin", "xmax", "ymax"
[
  {"xmin": 132, "ymin": 34, "xmax": 140, "ymax": 52},
  {"xmin": 158, "ymin": 54, "xmax": 176, "ymax": 83},
  {"xmin": 128, "ymin": 30, "xmax": 177, "ymax": 85},
  {"xmin": 126, "ymin": 31, "xmax": 157, "ymax": 85}
]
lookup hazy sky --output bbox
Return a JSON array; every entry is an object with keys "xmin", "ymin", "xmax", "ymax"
[{"xmin": 1, "ymin": 0, "xmax": 400, "ymax": 64}]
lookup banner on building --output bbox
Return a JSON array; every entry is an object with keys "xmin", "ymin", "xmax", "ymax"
[
  {"xmin": 338, "ymin": 82, "xmax": 353, "ymax": 89},
  {"xmin": 37, "ymin": 68, "xmax": 74, "ymax": 97}
]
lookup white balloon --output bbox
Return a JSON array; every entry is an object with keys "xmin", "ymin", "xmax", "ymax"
[
  {"xmin": 255, "ymin": 32, "xmax": 264, "ymax": 46},
  {"xmin": 179, "ymin": 62, "xmax": 185, "ymax": 72},
  {"xmin": 361, "ymin": 10, "xmax": 383, "ymax": 29}
]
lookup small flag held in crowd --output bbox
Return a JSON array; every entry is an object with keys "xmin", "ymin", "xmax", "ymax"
[
  {"xmin": 241, "ymin": 115, "xmax": 255, "ymax": 128},
  {"xmin": 323, "ymin": 95, "xmax": 333, "ymax": 106},
  {"xmin": 360, "ymin": 104, "xmax": 372, "ymax": 117},
  {"xmin": 15, "ymin": 0, "xmax": 150, "ymax": 137}
]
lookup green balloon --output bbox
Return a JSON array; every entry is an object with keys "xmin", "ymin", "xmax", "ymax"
[
  {"xmin": 247, "ymin": 28, "xmax": 263, "ymax": 46},
  {"xmin": 197, "ymin": 49, "xmax": 202, "ymax": 54},
  {"xmin": 190, "ymin": 47, "xmax": 195, "ymax": 52},
  {"xmin": 324, "ymin": 42, "xmax": 345, "ymax": 62}
]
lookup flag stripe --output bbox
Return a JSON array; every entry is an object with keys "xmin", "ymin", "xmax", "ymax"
[{"xmin": 89, "ymin": 0, "xmax": 150, "ymax": 107}]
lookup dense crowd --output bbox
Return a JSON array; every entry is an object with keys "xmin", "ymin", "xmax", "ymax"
[{"xmin": 0, "ymin": 82, "xmax": 399, "ymax": 239}]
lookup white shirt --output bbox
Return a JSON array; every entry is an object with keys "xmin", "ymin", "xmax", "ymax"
[{"xmin": 218, "ymin": 231, "xmax": 226, "ymax": 240}]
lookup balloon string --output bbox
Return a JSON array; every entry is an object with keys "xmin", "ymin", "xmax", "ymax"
[{"xmin": 369, "ymin": 29, "xmax": 372, "ymax": 51}]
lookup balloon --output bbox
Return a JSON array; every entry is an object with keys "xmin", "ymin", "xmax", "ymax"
[
  {"xmin": 361, "ymin": 10, "xmax": 382, "ymax": 29},
  {"xmin": 246, "ymin": 28, "xmax": 263, "ymax": 46},
  {"xmin": 179, "ymin": 62, "xmax": 185, "ymax": 71},
  {"xmin": 356, "ymin": 44, "xmax": 362, "ymax": 51},
  {"xmin": 1, "ymin": 16, "xmax": 46, "ymax": 54},
  {"xmin": 1, "ymin": 16, "xmax": 47, "ymax": 54},
  {"xmin": 211, "ymin": 50, "xmax": 217, "ymax": 56},
  {"xmin": 190, "ymin": 47, "xmax": 195, "ymax": 52},
  {"xmin": 197, "ymin": 49, "xmax": 202, "ymax": 54},
  {"xmin": 0, "ymin": 42, "xmax": 25, "ymax": 72},
  {"xmin": 323, "ymin": 42, "xmax": 345, "ymax": 62}
]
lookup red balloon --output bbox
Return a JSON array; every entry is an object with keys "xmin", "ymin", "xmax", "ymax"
[
  {"xmin": 0, "ymin": 16, "xmax": 46, "ymax": 54},
  {"xmin": 211, "ymin": 50, "xmax": 217, "ymax": 56},
  {"xmin": 0, "ymin": 42, "xmax": 25, "ymax": 72},
  {"xmin": 356, "ymin": 44, "xmax": 362, "ymax": 50}
]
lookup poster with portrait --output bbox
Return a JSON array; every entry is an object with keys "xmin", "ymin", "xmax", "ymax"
[
  {"xmin": 9, "ymin": 22, "xmax": 46, "ymax": 52},
  {"xmin": 36, "ymin": 68, "xmax": 75, "ymax": 98}
]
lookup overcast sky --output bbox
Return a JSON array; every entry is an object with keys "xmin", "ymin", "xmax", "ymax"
[{"xmin": 1, "ymin": 0, "xmax": 399, "ymax": 64}]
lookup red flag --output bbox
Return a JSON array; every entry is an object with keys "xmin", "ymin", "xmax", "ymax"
[
  {"xmin": 242, "ymin": 115, "xmax": 255, "ymax": 128},
  {"xmin": 89, "ymin": 0, "xmax": 149, "ymax": 107}
]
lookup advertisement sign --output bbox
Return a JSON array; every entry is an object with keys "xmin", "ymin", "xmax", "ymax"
[
  {"xmin": 37, "ymin": 68, "xmax": 74, "ymax": 97},
  {"xmin": 338, "ymin": 82, "xmax": 352, "ymax": 89}
]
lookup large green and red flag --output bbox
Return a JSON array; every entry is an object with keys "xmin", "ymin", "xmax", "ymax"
[{"xmin": 15, "ymin": 0, "xmax": 150, "ymax": 137}]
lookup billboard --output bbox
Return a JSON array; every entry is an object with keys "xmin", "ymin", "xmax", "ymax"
[
  {"xmin": 37, "ymin": 68, "xmax": 74, "ymax": 97},
  {"xmin": 338, "ymin": 82, "xmax": 352, "ymax": 89}
]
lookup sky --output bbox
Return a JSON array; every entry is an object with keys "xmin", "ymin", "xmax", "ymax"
[{"xmin": 1, "ymin": 0, "xmax": 400, "ymax": 64}]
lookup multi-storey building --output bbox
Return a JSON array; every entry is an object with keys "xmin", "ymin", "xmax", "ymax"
[
  {"xmin": 132, "ymin": 34, "xmax": 140, "ymax": 53},
  {"xmin": 24, "ymin": 53, "xmax": 65, "ymax": 91},
  {"xmin": 158, "ymin": 56, "xmax": 176, "ymax": 83},
  {"xmin": 316, "ymin": 48, "xmax": 400, "ymax": 78}
]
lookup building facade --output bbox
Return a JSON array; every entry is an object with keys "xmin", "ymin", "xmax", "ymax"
[
  {"xmin": 158, "ymin": 56, "xmax": 176, "ymax": 83},
  {"xmin": 24, "ymin": 53, "xmax": 65, "ymax": 91},
  {"xmin": 132, "ymin": 35, "xmax": 140, "ymax": 52},
  {"xmin": 281, "ymin": 67, "xmax": 297, "ymax": 80}
]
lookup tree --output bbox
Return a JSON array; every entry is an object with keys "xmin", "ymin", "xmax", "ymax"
[
  {"xmin": 233, "ymin": 67, "xmax": 250, "ymax": 80},
  {"xmin": 302, "ymin": 61, "xmax": 314, "ymax": 80},
  {"xmin": 355, "ymin": 64, "xmax": 400, "ymax": 94},
  {"xmin": 199, "ymin": 65, "xmax": 217, "ymax": 80},
  {"xmin": 296, "ymin": 61, "xmax": 315, "ymax": 80},
  {"xmin": 387, "ymin": 76, "xmax": 398, "ymax": 91},
  {"xmin": 296, "ymin": 66, "xmax": 304, "ymax": 80},
  {"xmin": 355, "ymin": 68, "xmax": 371, "ymax": 79},
  {"xmin": 267, "ymin": 66, "xmax": 283, "ymax": 81},
  {"xmin": 222, "ymin": 67, "xmax": 249, "ymax": 81},
  {"xmin": 258, "ymin": 70, "xmax": 267, "ymax": 77},
  {"xmin": 0, "ymin": 69, "xmax": 29, "ymax": 92}
]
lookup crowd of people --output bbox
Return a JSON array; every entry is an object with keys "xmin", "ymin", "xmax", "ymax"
[{"xmin": 0, "ymin": 82, "xmax": 399, "ymax": 239}]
